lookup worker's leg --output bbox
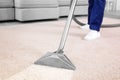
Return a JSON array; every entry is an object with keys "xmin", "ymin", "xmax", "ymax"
[
  {"xmin": 88, "ymin": 0, "xmax": 94, "ymax": 25},
  {"xmin": 78, "ymin": 0, "xmax": 94, "ymax": 30},
  {"xmin": 89, "ymin": 0, "xmax": 106, "ymax": 31},
  {"xmin": 84, "ymin": 0, "xmax": 106, "ymax": 40}
]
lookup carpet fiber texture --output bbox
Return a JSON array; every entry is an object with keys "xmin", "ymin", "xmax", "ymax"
[{"xmin": 0, "ymin": 17, "xmax": 120, "ymax": 80}]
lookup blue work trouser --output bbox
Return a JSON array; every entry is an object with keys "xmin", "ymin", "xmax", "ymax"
[{"xmin": 88, "ymin": 0, "xmax": 106, "ymax": 31}]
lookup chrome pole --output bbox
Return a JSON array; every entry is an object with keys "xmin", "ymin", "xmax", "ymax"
[{"xmin": 57, "ymin": 0, "xmax": 78, "ymax": 53}]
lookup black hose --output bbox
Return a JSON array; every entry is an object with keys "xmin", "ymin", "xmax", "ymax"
[
  {"xmin": 73, "ymin": 15, "xmax": 120, "ymax": 28},
  {"xmin": 70, "ymin": 0, "xmax": 120, "ymax": 28}
]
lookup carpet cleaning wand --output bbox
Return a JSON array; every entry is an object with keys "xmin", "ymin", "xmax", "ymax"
[{"xmin": 34, "ymin": 0, "xmax": 78, "ymax": 70}]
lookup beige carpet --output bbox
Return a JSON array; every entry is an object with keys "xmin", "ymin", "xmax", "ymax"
[{"xmin": 0, "ymin": 17, "xmax": 120, "ymax": 80}]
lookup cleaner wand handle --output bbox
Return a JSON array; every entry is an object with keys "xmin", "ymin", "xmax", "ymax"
[{"xmin": 57, "ymin": 0, "xmax": 78, "ymax": 53}]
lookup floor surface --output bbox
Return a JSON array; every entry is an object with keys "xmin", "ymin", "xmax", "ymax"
[{"xmin": 0, "ymin": 17, "xmax": 120, "ymax": 80}]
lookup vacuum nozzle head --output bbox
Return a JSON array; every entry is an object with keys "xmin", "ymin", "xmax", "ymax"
[{"xmin": 34, "ymin": 52, "xmax": 76, "ymax": 70}]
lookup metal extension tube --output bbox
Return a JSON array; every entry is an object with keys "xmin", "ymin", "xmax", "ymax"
[
  {"xmin": 57, "ymin": 0, "xmax": 78, "ymax": 53},
  {"xmin": 34, "ymin": 0, "xmax": 78, "ymax": 70}
]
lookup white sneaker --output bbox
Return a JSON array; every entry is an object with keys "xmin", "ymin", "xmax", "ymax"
[
  {"xmin": 84, "ymin": 30, "xmax": 101, "ymax": 40},
  {"xmin": 78, "ymin": 24, "xmax": 90, "ymax": 30}
]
